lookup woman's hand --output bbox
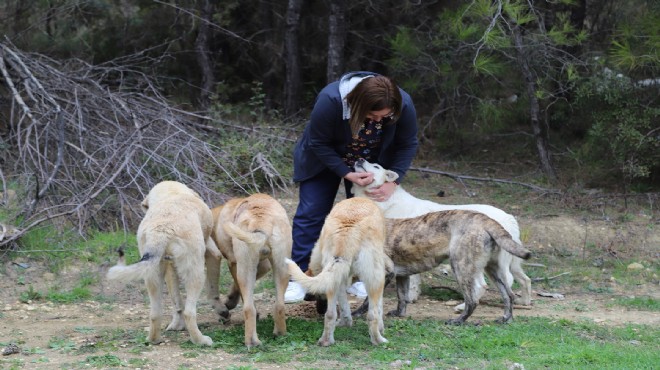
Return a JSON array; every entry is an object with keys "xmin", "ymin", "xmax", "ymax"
[
  {"xmin": 344, "ymin": 172, "xmax": 374, "ymax": 187},
  {"xmin": 365, "ymin": 181, "xmax": 397, "ymax": 202}
]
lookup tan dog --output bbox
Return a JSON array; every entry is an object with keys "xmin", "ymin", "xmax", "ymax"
[
  {"xmin": 358, "ymin": 209, "xmax": 531, "ymax": 324},
  {"xmin": 107, "ymin": 181, "xmax": 219, "ymax": 346},
  {"xmin": 206, "ymin": 193, "xmax": 291, "ymax": 348},
  {"xmin": 285, "ymin": 197, "xmax": 390, "ymax": 346}
]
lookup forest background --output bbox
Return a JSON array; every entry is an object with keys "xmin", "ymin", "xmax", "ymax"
[{"xmin": 0, "ymin": 0, "xmax": 658, "ymax": 244}]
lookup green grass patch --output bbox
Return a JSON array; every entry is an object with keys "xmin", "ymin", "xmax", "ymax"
[
  {"xmin": 81, "ymin": 353, "xmax": 125, "ymax": 367},
  {"xmin": 11, "ymin": 226, "xmax": 137, "ymax": 273},
  {"xmin": 614, "ymin": 296, "xmax": 659, "ymax": 311},
  {"xmin": 138, "ymin": 315, "xmax": 660, "ymax": 369}
]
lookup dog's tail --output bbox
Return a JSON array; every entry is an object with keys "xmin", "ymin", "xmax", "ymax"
[
  {"xmin": 284, "ymin": 257, "xmax": 350, "ymax": 295},
  {"xmin": 223, "ymin": 222, "xmax": 270, "ymax": 257},
  {"xmin": 223, "ymin": 222, "xmax": 267, "ymax": 246},
  {"xmin": 106, "ymin": 244, "xmax": 163, "ymax": 283},
  {"xmin": 487, "ymin": 221, "xmax": 532, "ymax": 260}
]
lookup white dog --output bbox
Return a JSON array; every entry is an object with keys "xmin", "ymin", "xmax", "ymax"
[{"xmin": 352, "ymin": 159, "xmax": 532, "ymax": 308}]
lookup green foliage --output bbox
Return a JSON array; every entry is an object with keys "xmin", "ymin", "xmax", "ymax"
[
  {"xmin": 19, "ymin": 285, "xmax": 43, "ymax": 303},
  {"xmin": 503, "ymin": 1, "xmax": 537, "ymax": 26},
  {"xmin": 573, "ymin": 69, "xmax": 659, "ymax": 187},
  {"xmin": 608, "ymin": 6, "xmax": 660, "ymax": 75},
  {"xmin": 82, "ymin": 354, "xmax": 125, "ymax": 367},
  {"xmin": 615, "ymin": 296, "xmax": 659, "ymax": 311}
]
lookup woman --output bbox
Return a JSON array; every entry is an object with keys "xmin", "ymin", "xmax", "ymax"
[{"xmin": 286, "ymin": 71, "xmax": 418, "ymax": 303}]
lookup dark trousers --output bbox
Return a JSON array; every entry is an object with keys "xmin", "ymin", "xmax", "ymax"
[{"xmin": 291, "ymin": 169, "xmax": 353, "ymax": 271}]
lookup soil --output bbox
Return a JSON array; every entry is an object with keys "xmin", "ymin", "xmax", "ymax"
[{"xmin": 1, "ymin": 196, "xmax": 659, "ymax": 369}]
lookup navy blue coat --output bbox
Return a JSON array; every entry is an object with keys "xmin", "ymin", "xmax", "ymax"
[{"xmin": 293, "ymin": 73, "xmax": 418, "ymax": 183}]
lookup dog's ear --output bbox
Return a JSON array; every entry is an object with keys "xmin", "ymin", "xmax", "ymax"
[
  {"xmin": 385, "ymin": 170, "xmax": 399, "ymax": 183},
  {"xmin": 140, "ymin": 197, "xmax": 149, "ymax": 212}
]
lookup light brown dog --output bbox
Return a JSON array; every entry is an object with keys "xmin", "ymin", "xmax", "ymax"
[
  {"xmin": 107, "ymin": 181, "xmax": 219, "ymax": 346},
  {"xmin": 286, "ymin": 197, "xmax": 390, "ymax": 346},
  {"xmin": 357, "ymin": 209, "xmax": 531, "ymax": 324},
  {"xmin": 206, "ymin": 193, "xmax": 292, "ymax": 348}
]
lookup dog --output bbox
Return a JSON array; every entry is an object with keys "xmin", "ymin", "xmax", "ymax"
[
  {"xmin": 206, "ymin": 193, "xmax": 292, "ymax": 348},
  {"xmin": 106, "ymin": 181, "xmax": 219, "ymax": 346},
  {"xmin": 353, "ymin": 158, "xmax": 532, "ymax": 309},
  {"xmin": 385, "ymin": 210, "xmax": 531, "ymax": 323},
  {"xmin": 285, "ymin": 197, "xmax": 390, "ymax": 346}
]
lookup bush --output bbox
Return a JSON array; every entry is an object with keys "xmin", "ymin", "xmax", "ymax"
[{"xmin": 573, "ymin": 67, "xmax": 659, "ymax": 190}]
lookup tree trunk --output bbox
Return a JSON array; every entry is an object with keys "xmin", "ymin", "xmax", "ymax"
[
  {"xmin": 195, "ymin": 0, "xmax": 215, "ymax": 110},
  {"xmin": 258, "ymin": 0, "xmax": 279, "ymax": 111},
  {"xmin": 512, "ymin": 25, "xmax": 557, "ymax": 181},
  {"xmin": 326, "ymin": 0, "xmax": 346, "ymax": 83},
  {"xmin": 284, "ymin": 0, "xmax": 303, "ymax": 117}
]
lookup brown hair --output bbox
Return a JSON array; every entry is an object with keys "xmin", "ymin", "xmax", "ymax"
[{"xmin": 345, "ymin": 75, "xmax": 402, "ymax": 138}]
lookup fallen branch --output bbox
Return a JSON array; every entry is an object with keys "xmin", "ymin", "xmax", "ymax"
[
  {"xmin": 409, "ymin": 166, "xmax": 561, "ymax": 194},
  {"xmin": 429, "ymin": 285, "xmax": 463, "ymax": 295},
  {"xmin": 532, "ymin": 271, "xmax": 571, "ymax": 282}
]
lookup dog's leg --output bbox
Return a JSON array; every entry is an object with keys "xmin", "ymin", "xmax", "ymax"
[
  {"xmin": 352, "ymin": 297, "xmax": 369, "ymax": 316},
  {"xmin": 510, "ymin": 257, "xmax": 532, "ymax": 305},
  {"xmin": 270, "ymin": 258, "xmax": 288, "ymax": 337},
  {"xmin": 388, "ymin": 275, "xmax": 410, "ymax": 317},
  {"xmin": 354, "ymin": 270, "xmax": 393, "ymax": 317},
  {"xmin": 318, "ymin": 289, "xmax": 338, "ymax": 347},
  {"xmin": 336, "ymin": 283, "xmax": 353, "ymax": 327},
  {"xmin": 407, "ymin": 274, "xmax": 422, "ymax": 303},
  {"xmin": 179, "ymin": 251, "xmax": 213, "ymax": 346},
  {"xmin": 445, "ymin": 259, "xmax": 478, "ymax": 325},
  {"xmin": 164, "ymin": 265, "xmax": 186, "ymax": 331},
  {"xmin": 366, "ymin": 281, "xmax": 388, "ymax": 345},
  {"xmin": 205, "ymin": 250, "xmax": 228, "ymax": 319},
  {"xmin": 144, "ymin": 272, "xmax": 164, "ymax": 344},
  {"xmin": 486, "ymin": 264, "xmax": 516, "ymax": 323},
  {"xmin": 235, "ymin": 257, "xmax": 261, "ymax": 348}
]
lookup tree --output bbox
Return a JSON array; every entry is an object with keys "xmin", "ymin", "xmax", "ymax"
[
  {"xmin": 284, "ymin": 0, "xmax": 303, "ymax": 116},
  {"xmin": 326, "ymin": 0, "xmax": 347, "ymax": 83},
  {"xmin": 388, "ymin": 0, "xmax": 588, "ymax": 182}
]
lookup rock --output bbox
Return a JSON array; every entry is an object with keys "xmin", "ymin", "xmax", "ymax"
[
  {"xmin": 2, "ymin": 343, "xmax": 20, "ymax": 356},
  {"xmin": 627, "ymin": 262, "xmax": 644, "ymax": 271}
]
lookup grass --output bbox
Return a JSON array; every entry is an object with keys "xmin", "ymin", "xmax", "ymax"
[
  {"xmin": 35, "ymin": 315, "xmax": 654, "ymax": 369},
  {"xmin": 613, "ymin": 296, "xmax": 660, "ymax": 311}
]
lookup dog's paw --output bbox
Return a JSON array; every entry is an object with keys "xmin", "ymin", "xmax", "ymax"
[
  {"xmin": 371, "ymin": 336, "xmax": 388, "ymax": 345},
  {"xmin": 386, "ymin": 309, "xmax": 404, "ymax": 317},
  {"xmin": 495, "ymin": 316, "xmax": 512, "ymax": 324},
  {"xmin": 317, "ymin": 338, "xmax": 335, "ymax": 347},
  {"xmin": 444, "ymin": 318, "xmax": 465, "ymax": 326},
  {"xmin": 514, "ymin": 297, "xmax": 532, "ymax": 306},
  {"xmin": 245, "ymin": 338, "xmax": 262, "ymax": 348},
  {"xmin": 194, "ymin": 335, "xmax": 213, "ymax": 346},
  {"xmin": 336, "ymin": 317, "xmax": 353, "ymax": 327},
  {"xmin": 166, "ymin": 318, "xmax": 186, "ymax": 331}
]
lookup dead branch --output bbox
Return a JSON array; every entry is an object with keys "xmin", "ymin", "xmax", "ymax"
[
  {"xmin": 0, "ymin": 41, "xmax": 291, "ymax": 249},
  {"xmin": 532, "ymin": 271, "xmax": 571, "ymax": 282},
  {"xmin": 409, "ymin": 166, "xmax": 562, "ymax": 194}
]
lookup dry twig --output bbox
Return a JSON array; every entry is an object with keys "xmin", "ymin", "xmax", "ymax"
[{"xmin": 0, "ymin": 42, "xmax": 290, "ymax": 249}]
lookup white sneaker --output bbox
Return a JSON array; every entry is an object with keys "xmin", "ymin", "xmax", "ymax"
[
  {"xmin": 285, "ymin": 281, "xmax": 306, "ymax": 303},
  {"xmin": 347, "ymin": 281, "xmax": 368, "ymax": 298}
]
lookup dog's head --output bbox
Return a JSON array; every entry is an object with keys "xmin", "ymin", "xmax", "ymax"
[
  {"xmin": 141, "ymin": 181, "xmax": 201, "ymax": 212},
  {"xmin": 353, "ymin": 159, "xmax": 399, "ymax": 191}
]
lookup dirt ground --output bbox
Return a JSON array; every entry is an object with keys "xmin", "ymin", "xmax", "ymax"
[{"xmin": 1, "ymin": 210, "xmax": 659, "ymax": 368}]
